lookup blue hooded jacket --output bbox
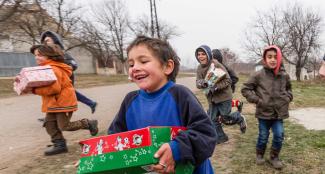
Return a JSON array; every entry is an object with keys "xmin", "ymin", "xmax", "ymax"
[{"xmin": 195, "ymin": 45, "xmax": 212, "ymax": 64}]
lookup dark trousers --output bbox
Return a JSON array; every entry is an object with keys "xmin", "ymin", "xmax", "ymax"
[
  {"xmin": 256, "ymin": 118, "xmax": 284, "ymax": 151},
  {"xmin": 44, "ymin": 112, "xmax": 88, "ymax": 141},
  {"xmin": 76, "ymin": 90, "xmax": 96, "ymax": 108}
]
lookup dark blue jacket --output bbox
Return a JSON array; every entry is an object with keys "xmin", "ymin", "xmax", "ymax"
[{"xmin": 108, "ymin": 81, "xmax": 216, "ymax": 173}]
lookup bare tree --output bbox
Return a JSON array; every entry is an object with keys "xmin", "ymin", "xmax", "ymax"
[
  {"xmin": 128, "ymin": 15, "xmax": 180, "ymax": 41},
  {"xmin": 219, "ymin": 48, "xmax": 239, "ymax": 66},
  {"xmin": 243, "ymin": 3, "xmax": 323, "ymax": 81},
  {"xmin": 91, "ymin": 0, "xmax": 129, "ymax": 74},
  {"xmin": 76, "ymin": 20, "xmax": 114, "ymax": 72},
  {"xmin": 2, "ymin": 0, "xmax": 83, "ymax": 47},
  {"xmin": 0, "ymin": 0, "xmax": 23, "ymax": 22},
  {"xmin": 243, "ymin": 7, "xmax": 291, "ymax": 62},
  {"xmin": 283, "ymin": 3, "xmax": 322, "ymax": 81}
]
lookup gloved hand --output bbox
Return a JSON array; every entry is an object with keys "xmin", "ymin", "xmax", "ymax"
[
  {"xmin": 208, "ymin": 87, "xmax": 217, "ymax": 95},
  {"xmin": 198, "ymin": 79, "xmax": 208, "ymax": 88}
]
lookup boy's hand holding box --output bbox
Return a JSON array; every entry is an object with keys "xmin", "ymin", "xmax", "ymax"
[
  {"xmin": 13, "ymin": 65, "xmax": 57, "ymax": 95},
  {"xmin": 77, "ymin": 126, "xmax": 194, "ymax": 174},
  {"xmin": 203, "ymin": 63, "xmax": 226, "ymax": 94}
]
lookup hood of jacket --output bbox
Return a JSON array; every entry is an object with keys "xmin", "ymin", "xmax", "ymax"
[
  {"xmin": 262, "ymin": 45, "xmax": 282, "ymax": 76},
  {"xmin": 195, "ymin": 45, "xmax": 212, "ymax": 65},
  {"xmin": 40, "ymin": 31, "xmax": 65, "ymax": 49},
  {"xmin": 40, "ymin": 59, "xmax": 72, "ymax": 77},
  {"xmin": 212, "ymin": 49, "xmax": 223, "ymax": 64}
]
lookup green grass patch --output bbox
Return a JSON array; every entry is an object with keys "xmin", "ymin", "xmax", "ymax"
[{"xmin": 195, "ymin": 74, "xmax": 325, "ymax": 173}]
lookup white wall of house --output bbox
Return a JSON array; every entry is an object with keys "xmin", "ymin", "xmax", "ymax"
[
  {"xmin": 284, "ymin": 63, "xmax": 309, "ymax": 80},
  {"xmin": 0, "ymin": 35, "xmax": 97, "ymax": 74},
  {"xmin": 68, "ymin": 47, "xmax": 96, "ymax": 74}
]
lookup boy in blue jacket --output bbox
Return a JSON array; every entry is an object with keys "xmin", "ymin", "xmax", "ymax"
[{"xmin": 108, "ymin": 36, "xmax": 217, "ymax": 173}]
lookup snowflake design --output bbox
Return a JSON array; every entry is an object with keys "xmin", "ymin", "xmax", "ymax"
[
  {"xmin": 109, "ymin": 155, "xmax": 114, "ymax": 160},
  {"xmin": 86, "ymin": 161, "xmax": 94, "ymax": 170},
  {"xmin": 130, "ymin": 155, "xmax": 138, "ymax": 162},
  {"xmin": 141, "ymin": 149, "xmax": 147, "ymax": 155},
  {"xmin": 123, "ymin": 154, "xmax": 128, "ymax": 160},
  {"xmin": 99, "ymin": 155, "xmax": 106, "ymax": 162}
]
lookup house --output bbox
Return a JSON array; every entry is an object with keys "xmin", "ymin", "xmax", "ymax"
[{"xmin": 0, "ymin": 3, "xmax": 103, "ymax": 77}]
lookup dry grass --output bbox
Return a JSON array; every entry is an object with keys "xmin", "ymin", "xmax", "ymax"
[
  {"xmin": 0, "ymin": 73, "xmax": 195, "ymax": 99},
  {"xmin": 197, "ymin": 74, "xmax": 325, "ymax": 174}
]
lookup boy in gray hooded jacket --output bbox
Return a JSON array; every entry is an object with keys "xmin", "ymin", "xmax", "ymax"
[{"xmin": 195, "ymin": 45, "xmax": 246, "ymax": 144}]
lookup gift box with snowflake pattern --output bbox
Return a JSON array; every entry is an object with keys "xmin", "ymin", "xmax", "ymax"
[{"xmin": 77, "ymin": 126, "xmax": 194, "ymax": 174}]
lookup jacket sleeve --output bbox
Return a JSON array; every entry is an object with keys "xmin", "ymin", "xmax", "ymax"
[
  {"xmin": 64, "ymin": 53, "xmax": 78, "ymax": 71},
  {"xmin": 170, "ymin": 85, "xmax": 217, "ymax": 166},
  {"xmin": 196, "ymin": 67, "xmax": 207, "ymax": 89},
  {"xmin": 33, "ymin": 67, "xmax": 61, "ymax": 96},
  {"xmin": 285, "ymin": 74, "xmax": 293, "ymax": 101},
  {"xmin": 107, "ymin": 91, "xmax": 138, "ymax": 134},
  {"xmin": 241, "ymin": 73, "xmax": 260, "ymax": 104}
]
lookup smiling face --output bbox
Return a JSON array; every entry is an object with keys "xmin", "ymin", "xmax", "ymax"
[
  {"xmin": 264, "ymin": 50, "xmax": 277, "ymax": 69},
  {"xmin": 197, "ymin": 51, "xmax": 208, "ymax": 65},
  {"xmin": 127, "ymin": 44, "xmax": 174, "ymax": 93}
]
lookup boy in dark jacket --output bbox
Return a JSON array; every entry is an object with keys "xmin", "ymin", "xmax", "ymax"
[
  {"xmin": 108, "ymin": 36, "xmax": 216, "ymax": 173},
  {"xmin": 241, "ymin": 45, "xmax": 293, "ymax": 169},
  {"xmin": 40, "ymin": 31, "xmax": 97, "ymax": 114},
  {"xmin": 195, "ymin": 45, "xmax": 246, "ymax": 144}
]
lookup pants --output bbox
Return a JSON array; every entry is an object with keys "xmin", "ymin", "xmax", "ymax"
[
  {"xmin": 256, "ymin": 118, "xmax": 284, "ymax": 151},
  {"xmin": 44, "ymin": 112, "xmax": 88, "ymax": 141},
  {"xmin": 209, "ymin": 100, "xmax": 243, "ymax": 123},
  {"xmin": 76, "ymin": 90, "xmax": 96, "ymax": 108}
]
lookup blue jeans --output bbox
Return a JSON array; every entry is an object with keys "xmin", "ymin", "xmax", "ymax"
[
  {"xmin": 76, "ymin": 90, "xmax": 96, "ymax": 108},
  {"xmin": 208, "ymin": 100, "xmax": 232, "ymax": 125},
  {"xmin": 256, "ymin": 118, "xmax": 284, "ymax": 151}
]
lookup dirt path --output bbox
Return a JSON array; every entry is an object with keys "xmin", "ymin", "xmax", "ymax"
[
  {"xmin": 290, "ymin": 107, "xmax": 325, "ymax": 130},
  {"xmin": 0, "ymin": 77, "xmax": 197, "ymax": 173}
]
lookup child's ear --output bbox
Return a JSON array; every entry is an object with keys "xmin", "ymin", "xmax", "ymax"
[{"xmin": 164, "ymin": 59, "xmax": 174, "ymax": 76}]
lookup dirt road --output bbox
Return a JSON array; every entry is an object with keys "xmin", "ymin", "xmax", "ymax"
[
  {"xmin": 0, "ymin": 77, "xmax": 197, "ymax": 173},
  {"xmin": 290, "ymin": 108, "xmax": 325, "ymax": 130}
]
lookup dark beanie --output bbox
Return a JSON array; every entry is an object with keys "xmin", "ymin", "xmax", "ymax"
[{"xmin": 212, "ymin": 49, "xmax": 223, "ymax": 64}]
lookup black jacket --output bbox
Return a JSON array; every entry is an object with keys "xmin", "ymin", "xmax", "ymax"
[{"xmin": 40, "ymin": 31, "xmax": 78, "ymax": 83}]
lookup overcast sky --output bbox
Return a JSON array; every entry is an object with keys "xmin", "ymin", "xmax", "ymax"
[{"xmin": 84, "ymin": 0, "xmax": 325, "ymax": 68}]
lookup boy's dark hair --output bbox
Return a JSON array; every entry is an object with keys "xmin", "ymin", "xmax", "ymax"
[
  {"xmin": 263, "ymin": 47, "xmax": 277, "ymax": 59},
  {"xmin": 126, "ymin": 35, "xmax": 180, "ymax": 82},
  {"xmin": 30, "ymin": 44, "xmax": 65, "ymax": 62}
]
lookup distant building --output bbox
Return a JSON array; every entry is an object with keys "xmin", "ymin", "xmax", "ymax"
[{"xmin": 0, "ymin": 3, "xmax": 108, "ymax": 76}]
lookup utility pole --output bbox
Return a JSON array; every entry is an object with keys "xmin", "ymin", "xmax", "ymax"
[
  {"xmin": 149, "ymin": 0, "xmax": 160, "ymax": 38},
  {"xmin": 153, "ymin": 0, "xmax": 160, "ymax": 39},
  {"xmin": 149, "ymin": 0, "xmax": 155, "ymax": 37}
]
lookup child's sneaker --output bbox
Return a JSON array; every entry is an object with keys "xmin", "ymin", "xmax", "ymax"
[
  {"xmin": 239, "ymin": 114, "xmax": 247, "ymax": 134},
  {"xmin": 88, "ymin": 120, "xmax": 98, "ymax": 136},
  {"xmin": 91, "ymin": 102, "xmax": 98, "ymax": 114}
]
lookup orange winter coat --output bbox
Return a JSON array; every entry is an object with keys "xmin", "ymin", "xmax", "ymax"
[{"xmin": 33, "ymin": 59, "xmax": 77, "ymax": 113}]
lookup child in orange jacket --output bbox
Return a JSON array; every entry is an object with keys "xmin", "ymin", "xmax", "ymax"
[{"xmin": 29, "ymin": 44, "xmax": 98, "ymax": 156}]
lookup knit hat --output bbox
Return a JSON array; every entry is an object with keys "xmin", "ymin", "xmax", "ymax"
[
  {"xmin": 195, "ymin": 45, "xmax": 212, "ymax": 63},
  {"xmin": 262, "ymin": 45, "xmax": 282, "ymax": 75},
  {"xmin": 212, "ymin": 49, "xmax": 223, "ymax": 64}
]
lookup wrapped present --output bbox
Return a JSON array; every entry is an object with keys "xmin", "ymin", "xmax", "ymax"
[
  {"xmin": 319, "ymin": 61, "xmax": 325, "ymax": 78},
  {"xmin": 13, "ymin": 65, "xmax": 57, "ymax": 95},
  {"xmin": 203, "ymin": 63, "xmax": 226, "ymax": 94},
  {"xmin": 77, "ymin": 126, "xmax": 194, "ymax": 174}
]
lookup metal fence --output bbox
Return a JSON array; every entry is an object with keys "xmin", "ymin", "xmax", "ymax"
[{"xmin": 0, "ymin": 52, "xmax": 36, "ymax": 77}]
